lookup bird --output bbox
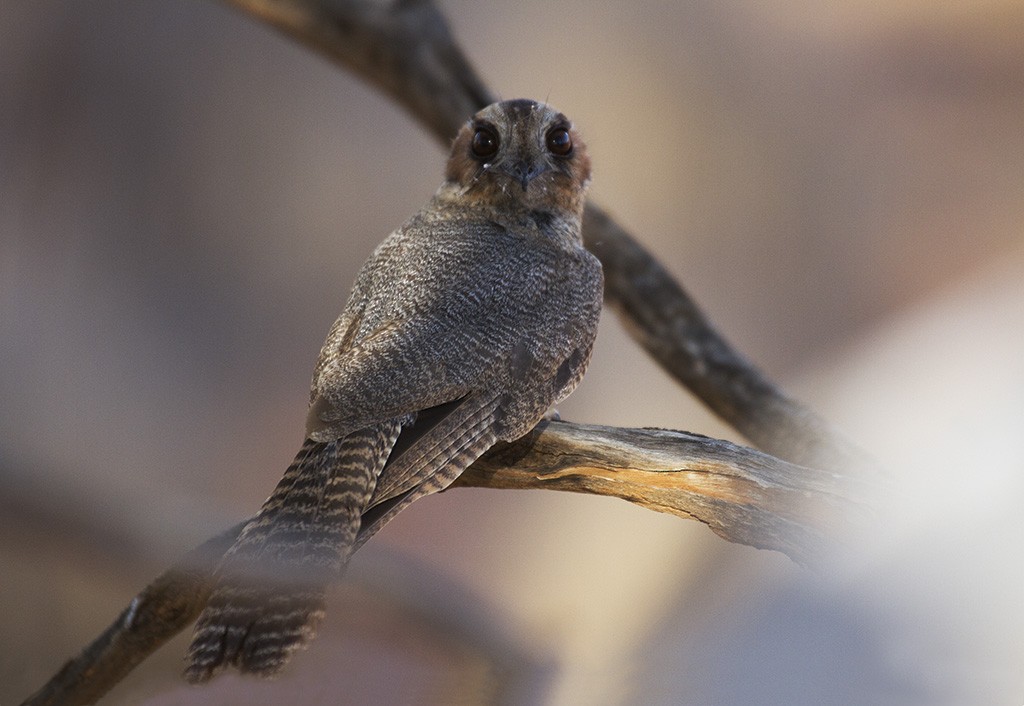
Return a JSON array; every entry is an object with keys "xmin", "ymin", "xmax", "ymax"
[{"xmin": 184, "ymin": 98, "xmax": 603, "ymax": 682}]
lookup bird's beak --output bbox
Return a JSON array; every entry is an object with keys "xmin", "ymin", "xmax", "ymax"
[{"xmin": 502, "ymin": 160, "xmax": 546, "ymax": 191}]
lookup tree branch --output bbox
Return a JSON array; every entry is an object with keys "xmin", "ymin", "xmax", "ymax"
[
  {"xmin": 21, "ymin": 522, "xmax": 245, "ymax": 706},
  {"xmin": 21, "ymin": 422, "xmax": 858, "ymax": 706},
  {"xmin": 457, "ymin": 421, "xmax": 858, "ymax": 566}
]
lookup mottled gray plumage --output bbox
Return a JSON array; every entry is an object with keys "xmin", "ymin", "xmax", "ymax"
[{"xmin": 185, "ymin": 99, "xmax": 602, "ymax": 682}]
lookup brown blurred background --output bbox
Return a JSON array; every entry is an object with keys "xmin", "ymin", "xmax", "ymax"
[{"xmin": 2, "ymin": 1, "xmax": 1022, "ymax": 704}]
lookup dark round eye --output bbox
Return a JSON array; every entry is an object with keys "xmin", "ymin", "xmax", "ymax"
[
  {"xmin": 471, "ymin": 127, "xmax": 499, "ymax": 159},
  {"xmin": 546, "ymin": 126, "xmax": 573, "ymax": 156}
]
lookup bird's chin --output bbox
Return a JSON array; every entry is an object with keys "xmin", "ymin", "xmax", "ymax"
[
  {"xmin": 492, "ymin": 172, "xmax": 552, "ymax": 199},
  {"xmin": 448, "ymin": 173, "xmax": 582, "ymax": 219}
]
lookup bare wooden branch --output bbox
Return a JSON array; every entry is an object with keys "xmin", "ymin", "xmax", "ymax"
[
  {"xmin": 221, "ymin": 0, "xmax": 867, "ymax": 472},
  {"xmin": 20, "ymin": 422, "xmax": 859, "ymax": 706},
  {"xmin": 459, "ymin": 421, "xmax": 858, "ymax": 565},
  {"xmin": 21, "ymin": 522, "xmax": 245, "ymax": 706}
]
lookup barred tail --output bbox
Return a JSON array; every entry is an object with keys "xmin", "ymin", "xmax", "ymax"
[{"xmin": 184, "ymin": 424, "xmax": 398, "ymax": 682}]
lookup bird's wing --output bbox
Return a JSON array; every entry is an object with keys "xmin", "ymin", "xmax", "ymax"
[
  {"xmin": 353, "ymin": 389, "xmax": 503, "ymax": 548},
  {"xmin": 304, "ymin": 316, "xmax": 476, "ymax": 441}
]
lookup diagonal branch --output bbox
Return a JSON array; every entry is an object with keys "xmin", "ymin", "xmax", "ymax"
[{"xmin": 20, "ymin": 522, "xmax": 245, "ymax": 706}]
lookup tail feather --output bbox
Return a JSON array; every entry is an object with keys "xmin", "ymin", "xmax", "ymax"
[{"xmin": 184, "ymin": 424, "xmax": 399, "ymax": 682}]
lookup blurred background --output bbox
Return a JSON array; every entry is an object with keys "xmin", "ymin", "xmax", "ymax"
[{"xmin": 2, "ymin": 1, "xmax": 1022, "ymax": 704}]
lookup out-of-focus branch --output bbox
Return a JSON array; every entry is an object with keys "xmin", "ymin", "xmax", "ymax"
[
  {"xmin": 20, "ymin": 522, "xmax": 244, "ymax": 706},
  {"xmin": 221, "ymin": 0, "xmax": 868, "ymax": 472},
  {"xmin": 20, "ymin": 421, "xmax": 857, "ymax": 706},
  {"xmin": 221, "ymin": 0, "xmax": 495, "ymax": 143}
]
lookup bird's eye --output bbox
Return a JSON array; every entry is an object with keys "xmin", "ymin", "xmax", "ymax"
[
  {"xmin": 471, "ymin": 127, "xmax": 499, "ymax": 159},
  {"xmin": 546, "ymin": 126, "xmax": 573, "ymax": 156}
]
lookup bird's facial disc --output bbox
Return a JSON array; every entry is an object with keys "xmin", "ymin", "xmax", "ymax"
[{"xmin": 445, "ymin": 99, "xmax": 591, "ymax": 214}]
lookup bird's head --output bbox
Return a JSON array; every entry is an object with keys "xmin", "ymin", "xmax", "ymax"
[{"xmin": 444, "ymin": 99, "xmax": 591, "ymax": 218}]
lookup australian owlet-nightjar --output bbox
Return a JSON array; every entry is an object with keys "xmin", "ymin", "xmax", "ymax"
[{"xmin": 185, "ymin": 99, "xmax": 603, "ymax": 681}]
